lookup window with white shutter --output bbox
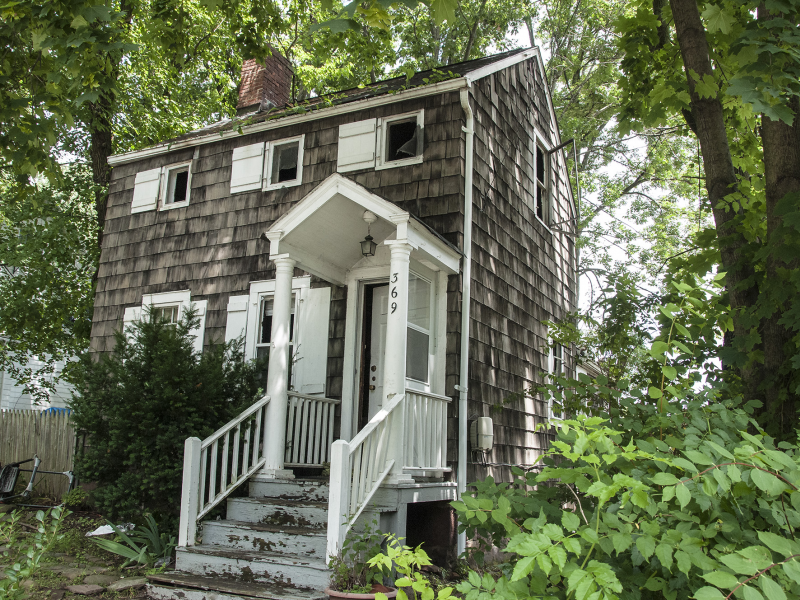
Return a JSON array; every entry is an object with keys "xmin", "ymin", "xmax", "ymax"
[
  {"xmin": 123, "ymin": 291, "xmax": 207, "ymax": 354},
  {"xmin": 337, "ymin": 119, "xmax": 377, "ymax": 173},
  {"xmin": 230, "ymin": 142, "xmax": 266, "ymax": 194},
  {"xmin": 131, "ymin": 168, "xmax": 162, "ymax": 213}
]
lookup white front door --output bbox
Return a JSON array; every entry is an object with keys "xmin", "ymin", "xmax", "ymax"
[{"xmin": 367, "ymin": 284, "xmax": 389, "ymax": 419}]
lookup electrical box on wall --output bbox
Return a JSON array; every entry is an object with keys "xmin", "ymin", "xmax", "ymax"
[{"xmin": 469, "ymin": 417, "xmax": 494, "ymax": 451}]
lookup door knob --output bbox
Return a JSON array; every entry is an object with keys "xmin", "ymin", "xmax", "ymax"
[
  {"xmin": 369, "ymin": 385, "xmax": 376, "ymax": 391},
  {"xmin": 371, "ymin": 365, "xmax": 377, "ymax": 372}
]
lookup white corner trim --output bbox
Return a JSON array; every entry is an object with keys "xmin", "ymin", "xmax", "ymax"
[{"xmin": 107, "ymin": 50, "xmax": 540, "ymax": 167}]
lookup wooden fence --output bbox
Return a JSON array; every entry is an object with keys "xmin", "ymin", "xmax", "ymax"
[{"xmin": 0, "ymin": 409, "xmax": 77, "ymax": 499}]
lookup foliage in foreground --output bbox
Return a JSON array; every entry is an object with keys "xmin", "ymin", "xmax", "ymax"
[
  {"xmin": 69, "ymin": 307, "xmax": 262, "ymax": 528},
  {"xmin": 0, "ymin": 507, "xmax": 68, "ymax": 600},
  {"xmin": 454, "ymin": 396, "xmax": 800, "ymax": 600},
  {"xmin": 93, "ymin": 514, "xmax": 176, "ymax": 568}
]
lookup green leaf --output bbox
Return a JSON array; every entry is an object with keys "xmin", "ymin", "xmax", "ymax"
[
  {"xmin": 693, "ymin": 587, "xmax": 725, "ymax": 600},
  {"xmin": 758, "ymin": 575, "xmax": 786, "ymax": 600},
  {"xmin": 757, "ymin": 532, "xmax": 794, "ymax": 557},
  {"xmin": 655, "ymin": 544, "xmax": 673, "ymax": 570},
  {"xmin": 652, "ymin": 472, "xmax": 680, "ymax": 485},
  {"xmin": 702, "ymin": 571, "xmax": 739, "ymax": 588},
  {"xmin": 784, "ymin": 559, "xmax": 800, "ymax": 584},
  {"xmin": 649, "ymin": 386, "xmax": 663, "ymax": 399},
  {"xmin": 562, "ymin": 511, "xmax": 580, "ymax": 531},
  {"xmin": 701, "ymin": 4, "xmax": 737, "ymax": 33},
  {"xmin": 635, "ymin": 535, "xmax": 655, "ymax": 559},
  {"xmin": 511, "ymin": 556, "xmax": 536, "ymax": 581},
  {"xmin": 662, "ymin": 365, "xmax": 677, "ymax": 380},
  {"xmin": 650, "ymin": 341, "xmax": 669, "ymax": 358},
  {"xmin": 468, "ymin": 571, "xmax": 481, "ymax": 587},
  {"xmin": 676, "ymin": 484, "xmax": 691, "ymax": 509},
  {"xmin": 750, "ymin": 468, "xmax": 787, "ymax": 496},
  {"xmin": 742, "ymin": 586, "xmax": 764, "ymax": 600}
]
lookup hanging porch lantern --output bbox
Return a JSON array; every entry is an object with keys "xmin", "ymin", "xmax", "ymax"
[{"xmin": 360, "ymin": 210, "xmax": 378, "ymax": 257}]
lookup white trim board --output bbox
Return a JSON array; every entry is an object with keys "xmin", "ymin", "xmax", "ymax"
[{"xmin": 107, "ymin": 49, "xmax": 539, "ymax": 167}]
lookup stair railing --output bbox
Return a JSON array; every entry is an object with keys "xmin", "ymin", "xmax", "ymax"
[
  {"xmin": 178, "ymin": 394, "xmax": 270, "ymax": 547},
  {"xmin": 326, "ymin": 393, "xmax": 404, "ymax": 559}
]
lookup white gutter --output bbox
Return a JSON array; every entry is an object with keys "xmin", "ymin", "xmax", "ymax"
[{"xmin": 457, "ymin": 87, "xmax": 474, "ymax": 556}]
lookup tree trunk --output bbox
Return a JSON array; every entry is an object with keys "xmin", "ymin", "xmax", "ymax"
[
  {"xmin": 89, "ymin": 91, "xmax": 114, "ymax": 255},
  {"xmin": 669, "ymin": 0, "xmax": 759, "ymax": 386}
]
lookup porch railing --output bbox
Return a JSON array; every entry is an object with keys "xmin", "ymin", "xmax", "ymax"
[
  {"xmin": 285, "ymin": 392, "xmax": 341, "ymax": 468},
  {"xmin": 178, "ymin": 395, "xmax": 270, "ymax": 547},
  {"xmin": 326, "ymin": 389, "xmax": 450, "ymax": 558},
  {"xmin": 403, "ymin": 390, "xmax": 451, "ymax": 473}
]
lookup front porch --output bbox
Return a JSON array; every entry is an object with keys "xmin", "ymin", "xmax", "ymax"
[{"xmin": 172, "ymin": 174, "xmax": 461, "ymax": 592}]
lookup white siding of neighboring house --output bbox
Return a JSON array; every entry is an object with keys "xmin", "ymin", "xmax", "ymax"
[{"xmin": 0, "ymin": 358, "xmax": 73, "ymax": 411}]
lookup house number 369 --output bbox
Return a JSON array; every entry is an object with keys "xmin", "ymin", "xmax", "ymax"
[{"xmin": 390, "ymin": 272, "xmax": 399, "ymax": 313}]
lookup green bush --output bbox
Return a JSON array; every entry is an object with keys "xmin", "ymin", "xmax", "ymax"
[
  {"xmin": 69, "ymin": 305, "xmax": 262, "ymax": 528},
  {"xmin": 454, "ymin": 403, "xmax": 800, "ymax": 600}
]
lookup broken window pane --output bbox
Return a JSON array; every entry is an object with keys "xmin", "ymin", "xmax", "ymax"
[
  {"xmin": 387, "ymin": 119, "xmax": 418, "ymax": 161},
  {"xmin": 272, "ymin": 141, "xmax": 299, "ymax": 183},
  {"xmin": 406, "ymin": 327, "xmax": 429, "ymax": 382},
  {"xmin": 166, "ymin": 167, "xmax": 189, "ymax": 205}
]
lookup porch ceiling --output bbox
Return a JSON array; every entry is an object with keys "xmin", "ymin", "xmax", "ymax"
[{"xmin": 265, "ymin": 174, "xmax": 460, "ymax": 285}]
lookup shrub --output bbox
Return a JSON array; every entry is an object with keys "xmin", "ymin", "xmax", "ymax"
[
  {"xmin": 69, "ymin": 305, "xmax": 262, "ymax": 528},
  {"xmin": 453, "ymin": 398, "xmax": 800, "ymax": 600}
]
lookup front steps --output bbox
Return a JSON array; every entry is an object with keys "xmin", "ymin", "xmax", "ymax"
[{"xmin": 147, "ymin": 478, "xmax": 331, "ymax": 600}]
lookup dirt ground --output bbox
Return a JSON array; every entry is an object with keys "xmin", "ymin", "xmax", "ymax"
[{"xmin": 1, "ymin": 505, "xmax": 158, "ymax": 599}]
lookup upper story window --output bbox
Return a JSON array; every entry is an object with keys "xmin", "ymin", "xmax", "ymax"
[
  {"xmin": 130, "ymin": 160, "xmax": 193, "ymax": 214},
  {"xmin": 535, "ymin": 144, "xmax": 550, "ymax": 224},
  {"xmin": 163, "ymin": 163, "xmax": 191, "ymax": 209},
  {"xmin": 230, "ymin": 134, "xmax": 306, "ymax": 194},
  {"xmin": 337, "ymin": 110, "xmax": 424, "ymax": 173}
]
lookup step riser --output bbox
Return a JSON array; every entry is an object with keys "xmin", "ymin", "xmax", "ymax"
[
  {"xmin": 249, "ymin": 480, "xmax": 329, "ymax": 502},
  {"xmin": 227, "ymin": 499, "xmax": 329, "ymax": 529},
  {"xmin": 203, "ymin": 523, "xmax": 327, "ymax": 558},
  {"xmin": 147, "ymin": 583, "xmax": 328, "ymax": 600},
  {"xmin": 176, "ymin": 549, "xmax": 329, "ymax": 590}
]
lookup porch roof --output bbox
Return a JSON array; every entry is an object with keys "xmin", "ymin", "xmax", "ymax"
[{"xmin": 265, "ymin": 174, "xmax": 461, "ymax": 285}]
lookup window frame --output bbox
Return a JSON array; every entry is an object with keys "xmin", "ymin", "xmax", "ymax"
[
  {"xmin": 160, "ymin": 161, "xmax": 193, "ymax": 210},
  {"xmin": 546, "ymin": 336, "xmax": 565, "ymax": 420},
  {"xmin": 376, "ymin": 110, "xmax": 424, "ymax": 170},
  {"xmin": 405, "ymin": 268, "xmax": 436, "ymax": 390},
  {"xmin": 534, "ymin": 140, "xmax": 551, "ymax": 227},
  {"xmin": 263, "ymin": 134, "xmax": 305, "ymax": 191}
]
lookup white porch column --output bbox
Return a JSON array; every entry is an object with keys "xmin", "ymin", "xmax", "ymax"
[
  {"xmin": 383, "ymin": 240, "xmax": 415, "ymax": 483},
  {"xmin": 261, "ymin": 255, "xmax": 296, "ymax": 479}
]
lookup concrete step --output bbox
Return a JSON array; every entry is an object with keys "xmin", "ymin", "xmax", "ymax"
[
  {"xmin": 203, "ymin": 520, "xmax": 327, "ymax": 558},
  {"xmin": 176, "ymin": 545, "xmax": 329, "ymax": 590},
  {"xmin": 147, "ymin": 572, "xmax": 328, "ymax": 600},
  {"xmin": 248, "ymin": 477, "xmax": 329, "ymax": 503},
  {"xmin": 227, "ymin": 497, "xmax": 329, "ymax": 529}
]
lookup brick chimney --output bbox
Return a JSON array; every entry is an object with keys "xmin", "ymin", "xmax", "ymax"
[{"xmin": 237, "ymin": 51, "xmax": 293, "ymax": 114}]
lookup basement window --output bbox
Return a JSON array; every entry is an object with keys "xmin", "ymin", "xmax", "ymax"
[
  {"xmin": 264, "ymin": 135, "xmax": 305, "ymax": 190},
  {"xmin": 161, "ymin": 162, "xmax": 192, "ymax": 209},
  {"xmin": 377, "ymin": 110, "xmax": 424, "ymax": 169}
]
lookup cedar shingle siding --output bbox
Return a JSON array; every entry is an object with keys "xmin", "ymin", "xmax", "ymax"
[{"xmin": 91, "ymin": 55, "xmax": 576, "ymax": 483}]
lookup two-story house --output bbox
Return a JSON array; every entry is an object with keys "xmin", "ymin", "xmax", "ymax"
[{"xmin": 91, "ymin": 47, "xmax": 577, "ymax": 600}]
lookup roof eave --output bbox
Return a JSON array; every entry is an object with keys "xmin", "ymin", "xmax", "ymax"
[{"xmin": 108, "ymin": 48, "xmax": 539, "ymax": 167}]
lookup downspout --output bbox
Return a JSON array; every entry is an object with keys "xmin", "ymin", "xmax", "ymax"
[{"xmin": 457, "ymin": 86, "xmax": 474, "ymax": 556}]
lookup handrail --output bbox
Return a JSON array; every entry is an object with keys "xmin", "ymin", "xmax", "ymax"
[
  {"xmin": 178, "ymin": 395, "xmax": 270, "ymax": 547},
  {"xmin": 201, "ymin": 394, "xmax": 271, "ymax": 449},
  {"xmin": 327, "ymin": 393, "xmax": 405, "ymax": 558}
]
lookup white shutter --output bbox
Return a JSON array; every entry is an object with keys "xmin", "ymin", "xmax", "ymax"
[
  {"xmin": 337, "ymin": 119, "xmax": 377, "ymax": 173},
  {"xmin": 296, "ymin": 287, "xmax": 331, "ymax": 395},
  {"xmin": 187, "ymin": 300, "xmax": 208, "ymax": 355},
  {"xmin": 122, "ymin": 306, "xmax": 142, "ymax": 341},
  {"xmin": 225, "ymin": 295, "xmax": 250, "ymax": 348},
  {"xmin": 230, "ymin": 142, "xmax": 265, "ymax": 194},
  {"xmin": 131, "ymin": 168, "xmax": 162, "ymax": 213}
]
